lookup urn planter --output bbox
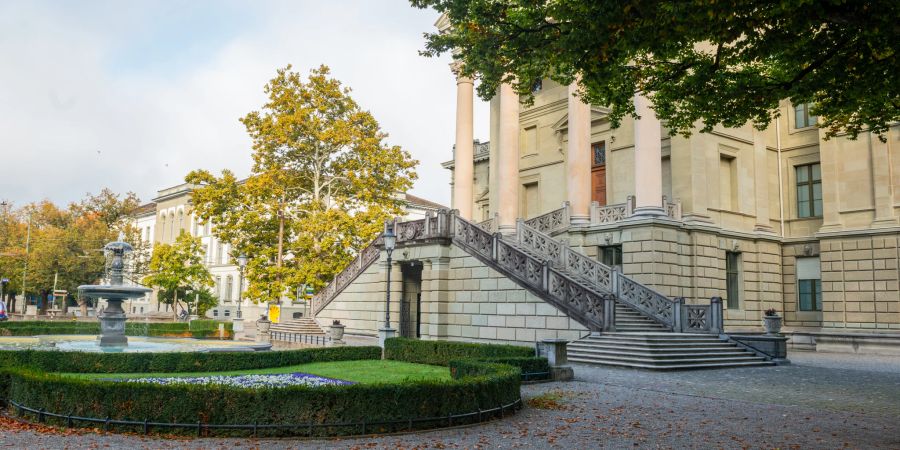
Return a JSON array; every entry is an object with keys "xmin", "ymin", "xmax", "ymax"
[
  {"xmin": 330, "ymin": 324, "xmax": 345, "ymax": 341},
  {"xmin": 763, "ymin": 315, "xmax": 783, "ymax": 335}
]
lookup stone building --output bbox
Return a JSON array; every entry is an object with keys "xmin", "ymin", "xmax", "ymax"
[{"xmin": 311, "ymin": 18, "xmax": 900, "ymax": 360}]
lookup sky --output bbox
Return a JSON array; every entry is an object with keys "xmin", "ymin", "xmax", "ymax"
[{"xmin": 0, "ymin": 0, "xmax": 490, "ymax": 208}]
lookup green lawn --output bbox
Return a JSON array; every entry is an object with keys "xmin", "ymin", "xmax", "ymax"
[{"xmin": 63, "ymin": 359, "xmax": 450, "ymax": 384}]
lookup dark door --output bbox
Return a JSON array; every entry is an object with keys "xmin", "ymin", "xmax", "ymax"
[
  {"xmin": 591, "ymin": 142, "xmax": 607, "ymax": 205},
  {"xmin": 400, "ymin": 261, "xmax": 423, "ymax": 338}
]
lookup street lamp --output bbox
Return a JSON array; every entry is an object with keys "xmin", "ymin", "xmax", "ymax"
[
  {"xmin": 236, "ymin": 254, "xmax": 248, "ymax": 319},
  {"xmin": 382, "ymin": 227, "xmax": 396, "ymax": 329}
]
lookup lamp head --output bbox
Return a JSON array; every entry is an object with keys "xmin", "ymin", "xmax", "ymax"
[
  {"xmin": 383, "ymin": 228, "xmax": 396, "ymax": 253},
  {"xmin": 237, "ymin": 254, "xmax": 248, "ymax": 268}
]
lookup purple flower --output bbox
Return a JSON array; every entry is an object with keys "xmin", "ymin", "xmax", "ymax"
[{"xmin": 108, "ymin": 372, "xmax": 354, "ymax": 388}]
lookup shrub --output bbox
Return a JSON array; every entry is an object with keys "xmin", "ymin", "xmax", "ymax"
[
  {"xmin": 0, "ymin": 321, "xmax": 233, "ymax": 339},
  {"xmin": 0, "ymin": 346, "xmax": 382, "ymax": 374},
  {"xmin": 384, "ymin": 337, "xmax": 534, "ymax": 366},
  {"xmin": 0, "ymin": 347, "xmax": 521, "ymax": 437}
]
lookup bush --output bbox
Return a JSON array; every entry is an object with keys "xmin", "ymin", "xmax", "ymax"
[
  {"xmin": 0, "ymin": 321, "xmax": 234, "ymax": 339},
  {"xmin": 384, "ymin": 337, "xmax": 534, "ymax": 366},
  {"xmin": 0, "ymin": 345, "xmax": 382, "ymax": 374},
  {"xmin": 0, "ymin": 347, "xmax": 521, "ymax": 437}
]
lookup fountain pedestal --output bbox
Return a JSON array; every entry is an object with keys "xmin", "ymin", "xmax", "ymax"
[{"xmin": 98, "ymin": 299, "xmax": 128, "ymax": 346}]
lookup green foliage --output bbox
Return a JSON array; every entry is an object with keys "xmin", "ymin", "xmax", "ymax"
[
  {"xmin": 0, "ymin": 346, "xmax": 520, "ymax": 437},
  {"xmin": 186, "ymin": 65, "xmax": 418, "ymax": 302},
  {"xmin": 0, "ymin": 320, "xmax": 233, "ymax": 339},
  {"xmin": 143, "ymin": 232, "xmax": 213, "ymax": 318},
  {"xmin": 0, "ymin": 345, "xmax": 381, "ymax": 374},
  {"xmin": 384, "ymin": 337, "xmax": 534, "ymax": 366},
  {"xmin": 415, "ymin": 0, "xmax": 900, "ymax": 140}
]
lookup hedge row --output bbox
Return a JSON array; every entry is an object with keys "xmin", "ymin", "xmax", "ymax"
[
  {"xmin": 0, "ymin": 321, "xmax": 233, "ymax": 339},
  {"xmin": 0, "ymin": 345, "xmax": 382, "ymax": 374},
  {"xmin": 384, "ymin": 337, "xmax": 535, "ymax": 366},
  {"xmin": 0, "ymin": 345, "xmax": 520, "ymax": 437}
]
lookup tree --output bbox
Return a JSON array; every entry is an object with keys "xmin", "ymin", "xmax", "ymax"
[
  {"xmin": 187, "ymin": 65, "xmax": 418, "ymax": 303},
  {"xmin": 142, "ymin": 232, "xmax": 213, "ymax": 320},
  {"xmin": 70, "ymin": 188, "xmax": 141, "ymax": 234},
  {"xmin": 413, "ymin": 0, "xmax": 899, "ymax": 139}
]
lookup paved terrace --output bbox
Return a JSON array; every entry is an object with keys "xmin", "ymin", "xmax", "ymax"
[{"xmin": 3, "ymin": 351, "xmax": 899, "ymax": 449}]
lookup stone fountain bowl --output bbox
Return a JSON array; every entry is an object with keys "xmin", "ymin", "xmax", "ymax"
[{"xmin": 77, "ymin": 284, "xmax": 152, "ymax": 300}]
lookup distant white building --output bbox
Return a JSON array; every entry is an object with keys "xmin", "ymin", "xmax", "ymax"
[{"xmin": 128, "ymin": 182, "xmax": 446, "ymax": 320}]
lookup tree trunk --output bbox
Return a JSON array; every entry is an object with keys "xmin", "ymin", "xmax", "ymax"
[{"xmin": 173, "ymin": 290, "xmax": 179, "ymax": 321}]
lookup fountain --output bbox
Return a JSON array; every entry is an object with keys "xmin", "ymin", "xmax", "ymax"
[{"xmin": 78, "ymin": 241, "xmax": 151, "ymax": 347}]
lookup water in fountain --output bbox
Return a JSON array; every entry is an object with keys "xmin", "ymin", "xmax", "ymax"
[{"xmin": 77, "ymin": 241, "xmax": 151, "ymax": 347}]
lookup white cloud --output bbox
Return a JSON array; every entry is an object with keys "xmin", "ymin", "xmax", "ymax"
[{"xmin": 0, "ymin": 0, "xmax": 489, "ymax": 208}]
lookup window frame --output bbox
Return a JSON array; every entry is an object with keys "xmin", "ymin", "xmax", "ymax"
[
  {"xmin": 599, "ymin": 244, "xmax": 622, "ymax": 272},
  {"xmin": 725, "ymin": 251, "xmax": 741, "ymax": 310},
  {"xmin": 794, "ymin": 103, "xmax": 817, "ymax": 129},
  {"xmin": 795, "ymin": 163, "xmax": 822, "ymax": 218}
]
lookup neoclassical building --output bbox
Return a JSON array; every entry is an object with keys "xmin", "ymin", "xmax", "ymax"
[{"xmin": 311, "ymin": 19, "xmax": 899, "ymax": 360}]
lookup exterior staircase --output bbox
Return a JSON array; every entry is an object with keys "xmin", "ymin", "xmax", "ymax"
[
  {"xmin": 270, "ymin": 317, "xmax": 326, "ymax": 335},
  {"xmin": 568, "ymin": 333, "xmax": 774, "ymax": 370},
  {"xmin": 309, "ymin": 208, "xmax": 780, "ymax": 370}
]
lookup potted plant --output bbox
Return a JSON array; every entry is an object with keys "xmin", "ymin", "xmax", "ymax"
[
  {"xmin": 330, "ymin": 319, "xmax": 345, "ymax": 341},
  {"xmin": 763, "ymin": 308, "xmax": 782, "ymax": 335},
  {"xmin": 256, "ymin": 314, "xmax": 271, "ymax": 334}
]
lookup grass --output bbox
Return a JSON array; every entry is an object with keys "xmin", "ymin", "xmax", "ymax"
[{"xmin": 61, "ymin": 360, "xmax": 451, "ymax": 384}]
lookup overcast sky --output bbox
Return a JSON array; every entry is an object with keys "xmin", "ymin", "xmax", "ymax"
[{"xmin": 0, "ymin": 0, "xmax": 489, "ymax": 208}]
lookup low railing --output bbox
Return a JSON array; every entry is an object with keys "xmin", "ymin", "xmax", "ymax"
[
  {"xmin": 270, "ymin": 331, "xmax": 331, "ymax": 346},
  {"xmin": 589, "ymin": 195, "xmax": 682, "ymax": 225},
  {"xmin": 476, "ymin": 214, "xmax": 498, "ymax": 233},
  {"xmin": 453, "ymin": 214, "xmax": 612, "ymax": 331},
  {"xmin": 523, "ymin": 203, "xmax": 570, "ymax": 234},
  {"xmin": 677, "ymin": 297, "xmax": 723, "ymax": 334}
]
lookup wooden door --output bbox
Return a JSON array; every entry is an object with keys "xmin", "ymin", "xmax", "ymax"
[{"xmin": 591, "ymin": 142, "xmax": 607, "ymax": 205}]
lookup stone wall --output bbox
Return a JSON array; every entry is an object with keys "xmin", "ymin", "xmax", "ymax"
[
  {"xmin": 820, "ymin": 234, "xmax": 900, "ymax": 330},
  {"xmin": 317, "ymin": 242, "xmax": 586, "ymax": 346}
]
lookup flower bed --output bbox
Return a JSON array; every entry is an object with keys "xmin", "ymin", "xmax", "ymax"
[
  {"xmin": 111, "ymin": 372, "xmax": 354, "ymax": 389},
  {"xmin": 0, "ymin": 321, "xmax": 233, "ymax": 339}
]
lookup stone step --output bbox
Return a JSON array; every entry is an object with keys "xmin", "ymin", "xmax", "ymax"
[
  {"xmin": 568, "ymin": 357, "xmax": 775, "ymax": 371},
  {"xmin": 570, "ymin": 341, "xmax": 739, "ymax": 351},
  {"xmin": 568, "ymin": 348, "xmax": 753, "ymax": 359},
  {"xmin": 568, "ymin": 346, "xmax": 743, "ymax": 356},
  {"xmin": 569, "ymin": 351, "xmax": 766, "ymax": 364}
]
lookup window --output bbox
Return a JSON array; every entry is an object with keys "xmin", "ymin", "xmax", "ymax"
[
  {"xmin": 225, "ymin": 276, "xmax": 234, "ymax": 301},
  {"xmin": 719, "ymin": 154, "xmax": 737, "ymax": 211},
  {"xmin": 213, "ymin": 309, "xmax": 218, "ymax": 317},
  {"xmin": 224, "ymin": 309, "xmax": 230, "ymax": 317},
  {"xmin": 523, "ymin": 125, "xmax": 538, "ymax": 156},
  {"xmin": 523, "ymin": 182, "xmax": 540, "ymax": 218},
  {"xmin": 797, "ymin": 257, "xmax": 822, "ymax": 311},
  {"xmin": 796, "ymin": 163, "xmax": 822, "ymax": 218},
  {"xmin": 531, "ymin": 79, "xmax": 542, "ymax": 93},
  {"xmin": 216, "ymin": 243, "xmax": 224, "ymax": 265},
  {"xmin": 215, "ymin": 276, "xmax": 222, "ymax": 300},
  {"xmin": 794, "ymin": 103, "xmax": 817, "ymax": 129},
  {"xmin": 600, "ymin": 245, "xmax": 622, "ymax": 272},
  {"xmin": 201, "ymin": 244, "xmax": 208, "ymax": 263},
  {"xmin": 592, "ymin": 142, "xmax": 606, "ymax": 167},
  {"xmin": 725, "ymin": 251, "xmax": 741, "ymax": 309}
]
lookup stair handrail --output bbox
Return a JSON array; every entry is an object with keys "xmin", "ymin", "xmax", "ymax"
[
  {"xmin": 450, "ymin": 212, "xmax": 611, "ymax": 332},
  {"xmin": 523, "ymin": 202, "xmax": 570, "ymax": 234},
  {"xmin": 515, "ymin": 219, "xmax": 681, "ymax": 330}
]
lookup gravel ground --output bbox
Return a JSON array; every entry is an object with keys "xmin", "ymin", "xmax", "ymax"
[{"xmin": 2, "ymin": 352, "xmax": 899, "ymax": 449}]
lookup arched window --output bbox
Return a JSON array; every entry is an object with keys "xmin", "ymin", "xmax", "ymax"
[
  {"xmin": 215, "ymin": 276, "xmax": 222, "ymax": 300},
  {"xmin": 159, "ymin": 215, "xmax": 167, "ymax": 242},
  {"xmin": 225, "ymin": 276, "xmax": 233, "ymax": 301},
  {"xmin": 168, "ymin": 213, "xmax": 175, "ymax": 241}
]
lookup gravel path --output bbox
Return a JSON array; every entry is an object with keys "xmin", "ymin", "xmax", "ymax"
[{"xmin": 2, "ymin": 352, "xmax": 899, "ymax": 449}]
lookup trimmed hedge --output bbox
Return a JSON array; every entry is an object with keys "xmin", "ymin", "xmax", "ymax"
[
  {"xmin": 0, "ymin": 321, "xmax": 233, "ymax": 339},
  {"xmin": 0, "ymin": 345, "xmax": 521, "ymax": 437},
  {"xmin": 384, "ymin": 337, "xmax": 534, "ymax": 366},
  {"xmin": 0, "ymin": 346, "xmax": 382, "ymax": 374}
]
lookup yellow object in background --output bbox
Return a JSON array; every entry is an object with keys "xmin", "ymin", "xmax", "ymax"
[{"xmin": 268, "ymin": 304, "xmax": 281, "ymax": 324}]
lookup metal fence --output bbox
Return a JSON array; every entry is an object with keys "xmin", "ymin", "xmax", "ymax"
[
  {"xmin": 9, "ymin": 397, "xmax": 522, "ymax": 438},
  {"xmin": 270, "ymin": 331, "xmax": 330, "ymax": 346}
]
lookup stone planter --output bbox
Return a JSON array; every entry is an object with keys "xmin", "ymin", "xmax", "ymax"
[
  {"xmin": 330, "ymin": 324, "xmax": 345, "ymax": 341},
  {"xmin": 763, "ymin": 315, "xmax": 783, "ymax": 335}
]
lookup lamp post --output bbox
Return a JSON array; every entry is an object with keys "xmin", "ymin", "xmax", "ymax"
[
  {"xmin": 236, "ymin": 254, "xmax": 247, "ymax": 319},
  {"xmin": 378, "ymin": 226, "xmax": 397, "ymax": 348}
]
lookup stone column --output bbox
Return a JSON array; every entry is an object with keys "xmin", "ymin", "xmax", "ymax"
[
  {"xmin": 870, "ymin": 132, "xmax": 897, "ymax": 227},
  {"xmin": 753, "ymin": 129, "xmax": 774, "ymax": 232},
  {"xmin": 497, "ymin": 82, "xmax": 520, "ymax": 232},
  {"xmin": 631, "ymin": 94, "xmax": 665, "ymax": 217},
  {"xmin": 452, "ymin": 65, "xmax": 475, "ymax": 220},
  {"xmin": 566, "ymin": 82, "xmax": 591, "ymax": 225}
]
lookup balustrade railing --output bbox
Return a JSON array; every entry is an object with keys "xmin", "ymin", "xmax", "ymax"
[
  {"xmin": 523, "ymin": 204, "xmax": 570, "ymax": 234},
  {"xmin": 589, "ymin": 195, "xmax": 682, "ymax": 225}
]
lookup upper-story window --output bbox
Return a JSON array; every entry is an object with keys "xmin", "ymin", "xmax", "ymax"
[
  {"xmin": 794, "ymin": 103, "xmax": 817, "ymax": 129},
  {"xmin": 592, "ymin": 142, "xmax": 606, "ymax": 166},
  {"xmin": 531, "ymin": 79, "xmax": 542, "ymax": 93},
  {"xmin": 216, "ymin": 243, "xmax": 224, "ymax": 265},
  {"xmin": 796, "ymin": 163, "xmax": 822, "ymax": 218}
]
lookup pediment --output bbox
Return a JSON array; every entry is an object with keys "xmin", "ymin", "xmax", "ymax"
[
  {"xmin": 551, "ymin": 106, "xmax": 611, "ymax": 133},
  {"xmin": 434, "ymin": 13, "xmax": 452, "ymax": 32}
]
